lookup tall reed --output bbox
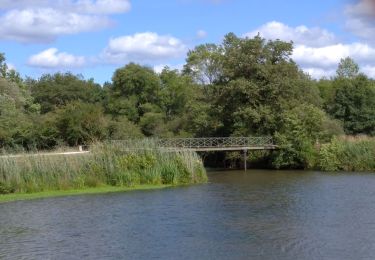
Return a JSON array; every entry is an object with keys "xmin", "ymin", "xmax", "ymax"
[
  {"xmin": 318, "ymin": 136, "xmax": 375, "ymax": 172},
  {"xmin": 0, "ymin": 140, "xmax": 207, "ymax": 194}
]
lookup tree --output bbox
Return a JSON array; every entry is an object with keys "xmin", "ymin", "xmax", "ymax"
[
  {"xmin": 336, "ymin": 57, "xmax": 359, "ymax": 79},
  {"xmin": 183, "ymin": 44, "xmax": 224, "ymax": 87},
  {"xmin": 206, "ymin": 33, "xmax": 322, "ymax": 137},
  {"xmin": 273, "ymin": 104, "xmax": 343, "ymax": 169},
  {"xmin": 327, "ymin": 74, "xmax": 375, "ymax": 135},
  {"xmin": 108, "ymin": 63, "xmax": 162, "ymax": 122},
  {"xmin": 29, "ymin": 73, "xmax": 103, "ymax": 113},
  {"xmin": 55, "ymin": 102, "xmax": 109, "ymax": 146},
  {"xmin": 107, "ymin": 116, "xmax": 143, "ymax": 139}
]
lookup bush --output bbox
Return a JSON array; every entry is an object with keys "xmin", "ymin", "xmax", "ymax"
[
  {"xmin": 0, "ymin": 182, "xmax": 15, "ymax": 194},
  {"xmin": 318, "ymin": 136, "xmax": 375, "ymax": 172}
]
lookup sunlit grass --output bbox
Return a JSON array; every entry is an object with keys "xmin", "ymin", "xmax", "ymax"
[
  {"xmin": 318, "ymin": 136, "xmax": 375, "ymax": 172},
  {"xmin": 0, "ymin": 184, "xmax": 172, "ymax": 203},
  {"xmin": 0, "ymin": 140, "xmax": 207, "ymax": 196}
]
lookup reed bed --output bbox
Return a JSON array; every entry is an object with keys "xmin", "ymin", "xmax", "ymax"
[
  {"xmin": 0, "ymin": 140, "xmax": 207, "ymax": 194},
  {"xmin": 318, "ymin": 136, "xmax": 375, "ymax": 172}
]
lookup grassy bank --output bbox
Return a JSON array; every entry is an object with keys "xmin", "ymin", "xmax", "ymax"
[
  {"xmin": 0, "ymin": 140, "xmax": 207, "ymax": 197},
  {"xmin": 0, "ymin": 184, "xmax": 172, "ymax": 203},
  {"xmin": 318, "ymin": 136, "xmax": 375, "ymax": 172}
]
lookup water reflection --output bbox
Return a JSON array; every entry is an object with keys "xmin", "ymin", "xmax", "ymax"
[{"xmin": 1, "ymin": 170, "xmax": 375, "ymax": 259}]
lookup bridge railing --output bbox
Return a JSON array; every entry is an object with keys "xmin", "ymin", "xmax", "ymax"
[{"xmin": 156, "ymin": 137, "xmax": 274, "ymax": 149}]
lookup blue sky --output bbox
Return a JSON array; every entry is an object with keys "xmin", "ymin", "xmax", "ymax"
[{"xmin": 1, "ymin": 0, "xmax": 374, "ymax": 84}]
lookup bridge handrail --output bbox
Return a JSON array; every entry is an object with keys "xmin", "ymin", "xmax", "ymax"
[
  {"xmin": 111, "ymin": 137, "xmax": 274, "ymax": 149},
  {"xmin": 157, "ymin": 137, "xmax": 273, "ymax": 148}
]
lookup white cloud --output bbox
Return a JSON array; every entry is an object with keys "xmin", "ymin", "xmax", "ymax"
[
  {"xmin": 244, "ymin": 21, "xmax": 375, "ymax": 79},
  {"xmin": 362, "ymin": 65, "xmax": 375, "ymax": 78},
  {"xmin": 153, "ymin": 64, "xmax": 184, "ymax": 73},
  {"xmin": 197, "ymin": 30, "xmax": 208, "ymax": 39},
  {"xmin": 302, "ymin": 67, "xmax": 336, "ymax": 79},
  {"xmin": 0, "ymin": 0, "xmax": 131, "ymax": 14},
  {"xmin": 292, "ymin": 42, "xmax": 375, "ymax": 78},
  {"xmin": 6, "ymin": 63, "xmax": 16, "ymax": 71},
  {"xmin": 345, "ymin": 0, "xmax": 375, "ymax": 40},
  {"xmin": 245, "ymin": 21, "xmax": 337, "ymax": 47},
  {"xmin": 0, "ymin": 8, "xmax": 111, "ymax": 43},
  {"xmin": 102, "ymin": 32, "xmax": 187, "ymax": 64},
  {"xmin": 28, "ymin": 48, "xmax": 86, "ymax": 68},
  {"xmin": 0, "ymin": 0, "xmax": 131, "ymax": 43}
]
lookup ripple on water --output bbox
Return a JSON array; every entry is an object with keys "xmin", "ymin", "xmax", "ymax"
[{"xmin": 1, "ymin": 170, "xmax": 375, "ymax": 259}]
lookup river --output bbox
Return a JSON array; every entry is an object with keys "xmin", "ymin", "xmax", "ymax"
[{"xmin": 1, "ymin": 170, "xmax": 375, "ymax": 259}]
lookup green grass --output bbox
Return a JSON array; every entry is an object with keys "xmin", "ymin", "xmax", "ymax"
[
  {"xmin": 0, "ymin": 184, "xmax": 172, "ymax": 203},
  {"xmin": 318, "ymin": 136, "xmax": 375, "ymax": 172},
  {"xmin": 0, "ymin": 140, "xmax": 207, "ymax": 196}
]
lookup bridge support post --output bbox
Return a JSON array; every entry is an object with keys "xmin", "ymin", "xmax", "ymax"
[{"xmin": 244, "ymin": 149, "xmax": 247, "ymax": 171}]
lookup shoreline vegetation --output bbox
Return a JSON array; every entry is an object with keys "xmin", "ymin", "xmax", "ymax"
[
  {"xmin": 0, "ymin": 184, "xmax": 171, "ymax": 203},
  {"xmin": 0, "ymin": 136, "xmax": 374, "ymax": 203},
  {"xmin": 318, "ymin": 135, "xmax": 375, "ymax": 172},
  {"xmin": 0, "ymin": 141, "xmax": 208, "ymax": 201},
  {"xmin": 1, "ymin": 34, "xmax": 375, "ymax": 201}
]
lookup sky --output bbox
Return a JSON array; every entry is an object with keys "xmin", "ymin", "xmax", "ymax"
[{"xmin": 1, "ymin": 0, "xmax": 375, "ymax": 84}]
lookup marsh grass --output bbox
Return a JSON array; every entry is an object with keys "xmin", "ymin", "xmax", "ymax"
[
  {"xmin": 318, "ymin": 136, "xmax": 375, "ymax": 172},
  {"xmin": 0, "ymin": 140, "xmax": 207, "ymax": 194}
]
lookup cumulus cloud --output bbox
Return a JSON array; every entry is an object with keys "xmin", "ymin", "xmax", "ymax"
[
  {"xmin": 246, "ymin": 21, "xmax": 375, "ymax": 79},
  {"xmin": 293, "ymin": 43, "xmax": 375, "ymax": 68},
  {"xmin": 102, "ymin": 32, "xmax": 187, "ymax": 64},
  {"xmin": 0, "ymin": 9, "xmax": 111, "ymax": 43},
  {"xmin": 26, "ymin": 32, "xmax": 188, "ymax": 70},
  {"xmin": 28, "ymin": 48, "xmax": 86, "ymax": 68},
  {"xmin": 0, "ymin": 0, "xmax": 131, "ymax": 43},
  {"xmin": 345, "ymin": 0, "xmax": 375, "ymax": 40},
  {"xmin": 0, "ymin": 0, "xmax": 131, "ymax": 14},
  {"xmin": 244, "ymin": 21, "xmax": 337, "ymax": 47}
]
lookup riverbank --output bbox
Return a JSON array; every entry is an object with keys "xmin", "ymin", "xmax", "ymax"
[
  {"xmin": 318, "ymin": 136, "xmax": 375, "ymax": 172},
  {"xmin": 0, "ymin": 184, "xmax": 172, "ymax": 203},
  {"xmin": 0, "ymin": 141, "xmax": 207, "ymax": 197}
]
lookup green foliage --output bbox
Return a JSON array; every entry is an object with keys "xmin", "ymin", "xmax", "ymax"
[
  {"xmin": 272, "ymin": 104, "xmax": 342, "ymax": 169},
  {"xmin": 0, "ymin": 142, "xmax": 207, "ymax": 193},
  {"xmin": 336, "ymin": 57, "xmax": 359, "ymax": 79},
  {"xmin": 0, "ymin": 39, "xmax": 374, "ymax": 172},
  {"xmin": 55, "ymin": 102, "xmax": 109, "ymax": 146},
  {"xmin": 318, "ymin": 137, "xmax": 343, "ymax": 171},
  {"xmin": 109, "ymin": 63, "xmax": 161, "ymax": 119},
  {"xmin": 0, "ymin": 182, "xmax": 15, "ymax": 194},
  {"xmin": 107, "ymin": 116, "xmax": 143, "ymax": 139},
  {"xmin": 29, "ymin": 73, "xmax": 102, "ymax": 113},
  {"xmin": 318, "ymin": 136, "xmax": 375, "ymax": 172},
  {"xmin": 326, "ymin": 75, "xmax": 375, "ymax": 135},
  {"xmin": 183, "ymin": 43, "xmax": 224, "ymax": 86}
]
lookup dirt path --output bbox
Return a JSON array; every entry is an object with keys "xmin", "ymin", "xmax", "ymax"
[{"xmin": 0, "ymin": 151, "xmax": 90, "ymax": 158}]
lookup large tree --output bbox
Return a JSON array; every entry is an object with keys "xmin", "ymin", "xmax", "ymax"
[
  {"xmin": 29, "ymin": 73, "xmax": 103, "ymax": 113},
  {"xmin": 327, "ymin": 73, "xmax": 375, "ymax": 135}
]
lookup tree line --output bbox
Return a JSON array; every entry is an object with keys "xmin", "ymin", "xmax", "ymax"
[{"xmin": 1, "ymin": 33, "xmax": 374, "ymax": 169}]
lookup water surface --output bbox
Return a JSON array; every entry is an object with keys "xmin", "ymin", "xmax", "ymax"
[{"xmin": 1, "ymin": 170, "xmax": 375, "ymax": 259}]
